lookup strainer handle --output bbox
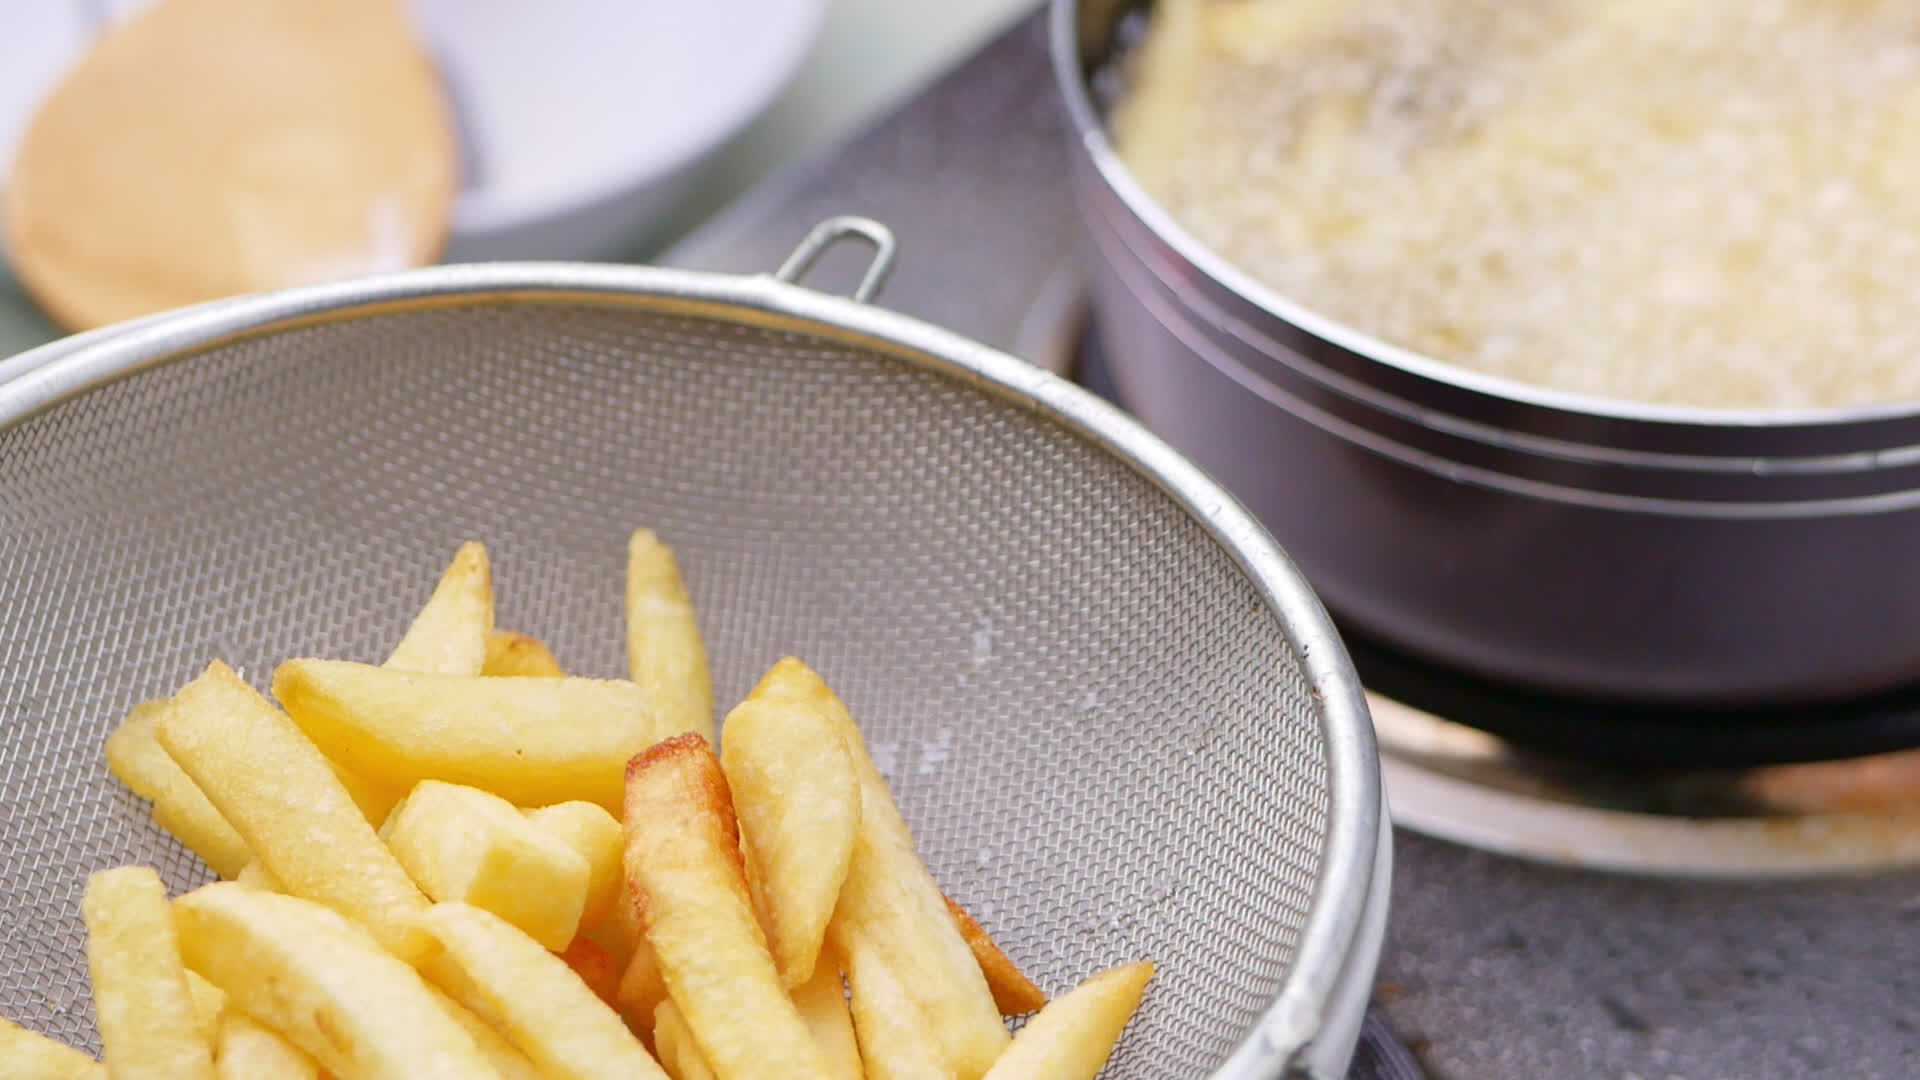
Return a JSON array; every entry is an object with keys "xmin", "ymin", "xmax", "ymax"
[{"xmin": 773, "ymin": 216, "xmax": 898, "ymax": 303}]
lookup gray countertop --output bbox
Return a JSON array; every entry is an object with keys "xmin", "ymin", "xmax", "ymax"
[{"xmin": 668, "ymin": 13, "xmax": 1920, "ymax": 1079}]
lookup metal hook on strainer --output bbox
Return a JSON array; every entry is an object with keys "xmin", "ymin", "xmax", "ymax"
[{"xmin": 772, "ymin": 215, "xmax": 899, "ymax": 303}]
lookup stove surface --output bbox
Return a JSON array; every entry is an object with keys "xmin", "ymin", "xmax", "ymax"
[{"xmin": 668, "ymin": 11, "xmax": 1920, "ymax": 1078}]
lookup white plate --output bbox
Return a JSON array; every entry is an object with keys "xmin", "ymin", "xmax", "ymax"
[{"xmin": 0, "ymin": 0, "xmax": 825, "ymax": 273}]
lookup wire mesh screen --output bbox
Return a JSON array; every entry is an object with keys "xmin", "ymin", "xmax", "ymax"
[{"xmin": 0, "ymin": 296, "xmax": 1332, "ymax": 1074}]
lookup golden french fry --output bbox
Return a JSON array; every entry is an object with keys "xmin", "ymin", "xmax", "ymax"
[
  {"xmin": 558, "ymin": 935, "xmax": 622, "ymax": 1009},
  {"xmin": 623, "ymin": 733, "xmax": 835, "ymax": 1080},
  {"xmin": 755, "ymin": 659, "xmax": 1006, "ymax": 1076},
  {"xmin": 944, "ymin": 896, "xmax": 1046, "ymax": 1016},
  {"xmin": 651, "ymin": 1000, "xmax": 718, "ymax": 1080},
  {"xmin": 213, "ymin": 1012, "xmax": 320, "ymax": 1080},
  {"xmin": 979, "ymin": 961, "xmax": 1154, "ymax": 1080},
  {"xmin": 838, "ymin": 943, "xmax": 951, "ymax": 1078},
  {"xmin": 525, "ymin": 801, "xmax": 624, "ymax": 931},
  {"xmin": 184, "ymin": 970, "xmax": 226, "ymax": 1044},
  {"xmin": 0, "ymin": 1016, "xmax": 104, "ymax": 1079},
  {"xmin": 626, "ymin": 529, "xmax": 714, "ymax": 744},
  {"xmin": 791, "ymin": 962, "xmax": 863, "ymax": 1080},
  {"xmin": 717, "ymin": 667, "xmax": 860, "ymax": 986},
  {"xmin": 231, "ymin": 861, "xmax": 280, "ymax": 892},
  {"xmin": 614, "ymin": 935, "xmax": 668, "ymax": 1039},
  {"xmin": 422, "ymin": 902, "xmax": 667, "ymax": 1080},
  {"xmin": 327, "ymin": 756, "xmax": 408, "ymax": 829},
  {"xmin": 82, "ymin": 866, "xmax": 215, "ymax": 1080},
  {"xmin": 609, "ymin": 876, "xmax": 647, "ymax": 957},
  {"xmin": 383, "ymin": 781, "xmax": 590, "ymax": 950},
  {"xmin": 423, "ymin": 984, "xmax": 545, "ymax": 1080},
  {"xmin": 156, "ymin": 662, "xmax": 433, "ymax": 963},
  {"xmin": 174, "ymin": 883, "xmax": 495, "ymax": 1079},
  {"xmin": 485, "ymin": 630, "xmax": 566, "ymax": 677},
  {"xmin": 385, "ymin": 541, "xmax": 493, "ymax": 675},
  {"xmin": 273, "ymin": 660, "xmax": 659, "ymax": 813},
  {"xmin": 104, "ymin": 700, "xmax": 252, "ymax": 879}
]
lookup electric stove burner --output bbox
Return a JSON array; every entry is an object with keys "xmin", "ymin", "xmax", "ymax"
[{"xmin": 1074, "ymin": 318, "xmax": 1920, "ymax": 877}]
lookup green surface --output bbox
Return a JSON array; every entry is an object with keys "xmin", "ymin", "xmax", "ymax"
[{"xmin": 0, "ymin": 278, "xmax": 61, "ymax": 356}]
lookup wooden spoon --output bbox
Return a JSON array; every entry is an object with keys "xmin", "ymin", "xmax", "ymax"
[{"xmin": 5, "ymin": 0, "xmax": 458, "ymax": 331}]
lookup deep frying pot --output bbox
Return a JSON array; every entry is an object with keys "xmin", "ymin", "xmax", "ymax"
[{"xmin": 1055, "ymin": 0, "xmax": 1920, "ymax": 706}]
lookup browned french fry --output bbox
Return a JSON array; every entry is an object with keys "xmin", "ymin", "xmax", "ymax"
[
  {"xmin": 979, "ymin": 961, "xmax": 1154, "ymax": 1080},
  {"xmin": 944, "ymin": 896, "xmax": 1046, "ymax": 1016},
  {"xmin": 757, "ymin": 659, "xmax": 1007, "ymax": 1077},
  {"xmin": 485, "ymin": 630, "xmax": 566, "ymax": 677},
  {"xmin": 626, "ymin": 529, "xmax": 714, "ymax": 744},
  {"xmin": 791, "ymin": 962, "xmax": 863, "ymax": 1080},
  {"xmin": 82, "ymin": 866, "xmax": 216, "ymax": 1080},
  {"xmin": 718, "ymin": 668, "xmax": 860, "ymax": 987},
  {"xmin": 156, "ymin": 661, "xmax": 434, "ymax": 963},
  {"xmin": 558, "ymin": 935, "xmax": 622, "ymax": 1009},
  {"xmin": 622, "ymin": 733, "xmax": 834, "ymax": 1080},
  {"xmin": 0, "ymin": 1016, "xmax": 104, "ymax": 1079},
  {"xmin": 385, "ymin": 541, "xmax": 493, "ymax": 675}
]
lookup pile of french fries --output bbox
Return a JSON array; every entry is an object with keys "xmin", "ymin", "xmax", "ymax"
[{"xmin": 6, "ymin": 531, "xmax": 1153, "ymax": 1080}]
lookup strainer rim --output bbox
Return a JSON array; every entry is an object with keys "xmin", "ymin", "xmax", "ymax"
[{"xmin": 0, "ymin": 260, "xmax": 1383, "ymax": 1078}]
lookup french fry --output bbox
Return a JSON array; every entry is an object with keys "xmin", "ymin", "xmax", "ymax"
[
  {"xmin": 173, "ymin": 884, "xmax": 496, "ymax": 1079},
  {"xmin": 614, "ymin": 935, "xmax": 669, "ymax": 1039},
  {"xmin": 652, "ymin": 1000, "xmax": 719, "ymax": 1080},
  {"xmin": 156, "ymin": 662, "xmax": 434, "ymax": 963},
  {"xmin": 273, "ymin": 660, "xmax": 659, "ymax": 813},
  {"xmin": 82, "ymin": 866, "xmax": 215, "ymax": 1080},
  {"xmin": 757, "ymin": 659, "xmax": 1007, "ymax": 1077},
  {"xmin": 626, "ymin": 529, "xmax": 714, "ymax": 744},
  {"xmin": 327, "ymin": 756, "xmax": 408, "ymax": 829},
  {"xmin": 231, "ymin": 861, "xmax": 280, "ymax": 892},
  {"xmin": 385, "ymin": 541, "xmax": 493, "ymax": 675},
  {"xmin": 383, "ymin": 780, "xmax": 590, "ymax": 950},
  {"xmin": 558, "ymin": 935, "xmax": 622, "ymax": 1009},
  {"xmin": 837, "ymin": 945, "xmax": 950, "ymax": 1078},
  {"xmin": 718, "ymin": 668, "xmax": 861, "ymax": 986},
  {"xmin": 485, "ymin": 630, "xmax": 566, "ymax": 677},
  {"xmin": 978, "ymin": 961, "xmax": 1154, "ymax": 1080},
  {"xmin": 791, "ymin": 962, "xmax": 863, "ymax": 1080},
  {"xmin": 526, "ymin": 800, "xmax": 624, "ymax": 931},
  {"xmin": 212, "ymin": 1012, "xmax": 320, "ymax": 1080},
  {"xmin": 0, "ymin": 1016, "xmax": 105, "ymax": 1079},
  {"xmin": 421, "ymin": 902, "xmax": 668, "ymax": 1080},
  {"xmin": 184, "ymin": 970, "xmax": 226, "ymax": 1044},
  {"xmin": 943, "ymin": 896, "xmax": 1046, "ymax": 1016},
  {"xmin": 104, "ymin": 700, "xmax": 252, "ymax": 879},
  {"xmin": 623, "ymin": 733, "xmax": 835, "ymax": 1080},
  {"xmin": 423, "ymin": 984, "xmax": 545, "ymax": 1080}
]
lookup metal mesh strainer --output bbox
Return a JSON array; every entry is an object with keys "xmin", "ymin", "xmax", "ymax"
[{"xmin": 0, "ymin": 219, "xmax": 1384, "ymax": 1079}]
